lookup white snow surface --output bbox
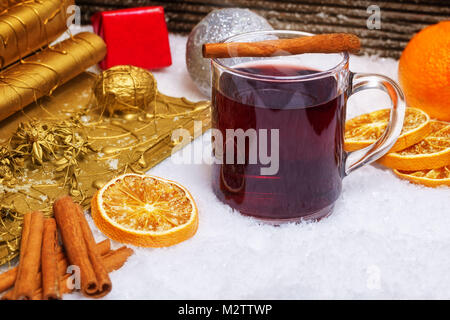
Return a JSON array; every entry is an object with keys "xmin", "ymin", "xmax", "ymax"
[{"xmin": 66, "ymin": 28, "xmax": 449, "ymax": 299}]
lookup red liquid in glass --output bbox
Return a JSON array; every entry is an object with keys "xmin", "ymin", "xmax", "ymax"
[{"xmin": 212, "ymin": 62, "xmax": 346, "ymax": 220}]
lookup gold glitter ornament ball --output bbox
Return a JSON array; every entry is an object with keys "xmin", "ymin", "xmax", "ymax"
[{"xmin": 94, "ymin": 65, "xmax": 157, "ymax": 115}]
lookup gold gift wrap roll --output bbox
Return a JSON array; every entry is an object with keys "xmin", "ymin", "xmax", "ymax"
[
  {"xmin": 0, "ymin": 0, "xmax": 74, "ymax": 69},
  {"xmin": 0, "ymin": 0, "xmax": 20, "ymax": 11},
  {"xmin": 0, "ymin": 32, "xmax": 106, "ymax": 121}
]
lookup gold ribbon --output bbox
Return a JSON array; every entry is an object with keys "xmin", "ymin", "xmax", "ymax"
[
  {"xmin": 0, "ymin": 0, "xmax": 74, "ymax": 69},
  {"xmin": 0, "ymin": 32, "xmax": 106, "ymax": 122},
  {"xmin": 0, "ymin": 0, "xmax": 21, "ymax": 12}
]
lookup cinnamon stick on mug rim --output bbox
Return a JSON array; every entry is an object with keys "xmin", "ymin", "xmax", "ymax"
[{"xmin": 202, "ymin": 33, "xmax": 360, "ymax": 58}]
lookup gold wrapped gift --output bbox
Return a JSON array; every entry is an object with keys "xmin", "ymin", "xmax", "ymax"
[
  {"xmin": 0, "ymin": 32, "xmax": 106, "ymax": 122},
  {"xmin": 0, "ymin": 0, "xmax": 74, "ymax": 69},
  {"xmin": 0, "ymin": 0, "xmax": 21, "ymax": 11}
]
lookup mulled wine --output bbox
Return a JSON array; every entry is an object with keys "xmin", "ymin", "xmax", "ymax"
[{"xmin": 211, "ymin": 61, "xmax": 346, "ymax": 220}]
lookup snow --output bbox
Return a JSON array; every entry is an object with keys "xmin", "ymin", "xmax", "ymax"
[{"xmin": 65, "ymin": 27, "xmax": 449, "ymax": 299}]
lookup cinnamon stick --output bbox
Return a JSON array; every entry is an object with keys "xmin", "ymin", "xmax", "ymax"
[
  {"xmin": 53, "ymin": 196, "xmax": 111, "ymax": 298},
  {"xmin": 75, "ymin": 204, "xmax": 112, "ymax": 297},
  {"xmin": 0, "ymin": 269, "xmax": 16, "ymax": 293},
  {"xmin": 31, "ymin": 246, "xmax": 134, "ymax": 300},
  {"xmin": 12, "ymin": 211, "xmax": 44, "ymax": 300},
  {"xmin": 0, "ymin": 214, "xmax": 33, "ymax": 299},
  {"xmin": 102, "ymin": 247, "xmax": 135, "ymax": 273},
  {"xmin": 202, "ymin": 33, "xmax": 360, "ymax": 58},
  {"xmin": 0, "ymin": 239, "xmax": 111, "ymax": 295},
  {"xmin": 1, "ymin": 240, "xmax": 113, "ymax": 300},
  {"xmin": 1, "ymin": 286, "xmax": 14, "ymax": 300},
  {"xmin": 41, "ymin": 218, "xmax": 61, "ymax": 300}
]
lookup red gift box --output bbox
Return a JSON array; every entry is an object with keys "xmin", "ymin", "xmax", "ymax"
[{"xmin": 92, "ymin": 6, "xmax": 172, "ymax": 70}]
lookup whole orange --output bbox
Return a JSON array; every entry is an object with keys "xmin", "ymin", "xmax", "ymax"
[{"xmin": 399, "ymin": 21, "xmax": 450, "ymax": 121}]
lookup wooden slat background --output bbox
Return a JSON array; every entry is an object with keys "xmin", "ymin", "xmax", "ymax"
[{"xmin": 76, "ymin": 0, "xmax": 450, "ymax": 58}]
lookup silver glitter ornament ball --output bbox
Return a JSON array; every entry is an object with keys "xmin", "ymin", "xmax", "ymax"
[{"xmin": 186, "ymin": 8, "xmax": 273, "ymax": 97}]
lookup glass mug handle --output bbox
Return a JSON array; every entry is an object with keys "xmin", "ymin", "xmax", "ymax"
[{"xmin": 345, "ymin": 73, "xmax": 406, "ymax": 175}]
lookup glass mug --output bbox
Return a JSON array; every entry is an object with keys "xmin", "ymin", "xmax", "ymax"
[{"xmin": 210, "ymin": 30, "xmax": 405, "ymax": 223}]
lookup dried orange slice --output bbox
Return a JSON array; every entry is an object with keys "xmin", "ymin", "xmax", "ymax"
[
  {"xmin": 345, "ymin": 108, "xmax": 431, "ymax": 152},
  {"xmin": 91, "ymin": 173, "xmax": 198, "ymax": 247},
  {"xmin": 394, "ymin": 166, "xmax": 450, "ymax": 188},
  {"xmin": 379, "ymin": 120, "xmax": 450, "ymax": 170}
]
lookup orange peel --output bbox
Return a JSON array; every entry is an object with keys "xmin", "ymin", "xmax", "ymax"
[{"xmin": 91, "ymin": 173, "xmax": 198, "ymax": 247}]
